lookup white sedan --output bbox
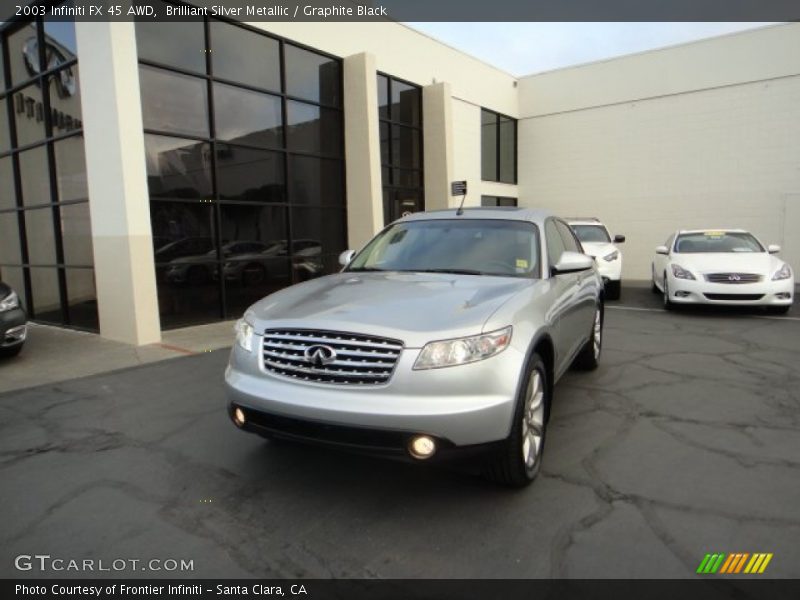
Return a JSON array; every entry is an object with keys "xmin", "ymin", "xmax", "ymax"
[{"xmin": 651, "ymin": 229, "xmax": 794, "ymax": 314}]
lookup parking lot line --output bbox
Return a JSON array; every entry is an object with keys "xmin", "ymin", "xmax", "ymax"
[{"xmin": 607, "ymin": 305, "xmax": 800, "ymax": 322}]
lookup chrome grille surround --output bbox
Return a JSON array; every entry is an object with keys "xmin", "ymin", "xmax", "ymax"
[
  {"xmin": 704, "ymin": 273, "xmax": 762, "ymax": 284},
  {"xmin": 262, "ymin": 329, "xmax": 404, "ymax": 385}
]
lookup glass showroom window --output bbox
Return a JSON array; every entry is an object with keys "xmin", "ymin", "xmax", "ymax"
[
  {"xmin": 0, "ymin": 10, "xmax": 98, "ymax": 331},
  {"xmin": 377, "ymin": 73, "xmax": 424, "ymax": 225},
  {"xmin": 481, "ymin": 196, "xmax": 518, "ymax": 207},
  {"xmin": 481, "ymin": 108, "xmax": 517, "ymax": 184},
  {"xmin": 137, "ymin": 18, "xmax": 345, "ymax": 328}
]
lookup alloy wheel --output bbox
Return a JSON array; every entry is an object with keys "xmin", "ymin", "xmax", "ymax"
[{"xmin": 521, "ymin": 369, "xmax": 545, "ymax": 468}]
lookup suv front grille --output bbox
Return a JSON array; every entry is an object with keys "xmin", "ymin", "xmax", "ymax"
[
  {"xmin": 262, "ymin": 329, "xmax": 404, "ymax": 385},
  {"xmin": 704, "ymin": 273, "xmax": 762, "ymax": 284}
]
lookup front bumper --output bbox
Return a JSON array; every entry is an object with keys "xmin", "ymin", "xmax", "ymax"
[
  {"xmin": 666, "ymin": 274, "xmax": 794, "ymax": 306},
  {"xmin": 224, "ymin": 339, "xmax": 526, "ymax": 448},
  {"xmin": 594, "ymin": 257, "xmax": 622, "ymax": 282},
  {"xmin": 1, "ymin": 308, "xmax": 27, "ymax": 347}
]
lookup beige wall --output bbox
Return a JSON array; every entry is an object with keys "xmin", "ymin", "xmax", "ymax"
[{"xmin": 518, "ymin": 23, "xmax": 800, "ymax": 280}]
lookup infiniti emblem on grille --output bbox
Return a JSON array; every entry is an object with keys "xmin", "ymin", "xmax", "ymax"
[
  {"xmin": 304, "ymin": 344, "xmax": 337, "ymax": 367},
  {"xmin": 728, "ymin": 274, "xmax": 741, "ymax": 281}
]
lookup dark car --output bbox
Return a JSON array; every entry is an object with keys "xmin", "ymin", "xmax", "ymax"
[{"xmin": 0, "ymin": 282, "xmax": 27, "ymax": 358}]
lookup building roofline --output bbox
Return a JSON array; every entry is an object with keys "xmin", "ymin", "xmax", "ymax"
[{"xmin": 519, "ymin": 22, "xmax": 788, "ymax": 80}]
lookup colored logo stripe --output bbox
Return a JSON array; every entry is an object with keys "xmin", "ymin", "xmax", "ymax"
[{"xmin": 699, "ymin": 552, "xmax": 773, "ymax": 574}]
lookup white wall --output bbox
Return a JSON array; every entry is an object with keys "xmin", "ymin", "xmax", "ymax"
[{"xmin": 518, "ymin": 23, "xmax": 800, "ymax": 280}]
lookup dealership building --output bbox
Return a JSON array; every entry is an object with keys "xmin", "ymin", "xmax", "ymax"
[{"xmin": 1, "ymin": 4, "xmax": 799, "ymax": 345}]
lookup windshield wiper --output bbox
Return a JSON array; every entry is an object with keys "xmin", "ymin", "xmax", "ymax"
[{"xmin": 407, "ymin": 268, "xmax": 487, "ymax": 276}]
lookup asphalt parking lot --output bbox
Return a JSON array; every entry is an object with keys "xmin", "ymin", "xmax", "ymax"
[{"xmin": 1, "ymin": 287, "xmax": 799, "ymax": 578}]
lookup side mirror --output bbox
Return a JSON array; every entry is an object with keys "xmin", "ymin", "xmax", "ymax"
[
  {"xmin": 552, "ymin": 251, "xmax": 594, "ymax": 275},
  {"xmin": 655, "ymin": 245, "xmax": 669, "ymax": 255},
  {"xmin": 338, "ymin": 249, "xmax": 356, "ymax": 266},
  {"xmin": 768, "ymin": 244, "xmax": 781, "ymax": 254},
  {"xmin": 613, "ymin": 234, "xmax": 626, "ymax": 244}
]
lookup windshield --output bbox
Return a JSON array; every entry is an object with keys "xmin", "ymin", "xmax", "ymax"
[
  {"xmin": 674, "ymin": 231, "xmax": 764, "ymax": 253},
  {"xmin": 571, "ymin": 224, "xmax": 610, "ymax": 243},
  {"xmin": 348, "ymin": 219, "xmax": 541, "ymax": 278}
]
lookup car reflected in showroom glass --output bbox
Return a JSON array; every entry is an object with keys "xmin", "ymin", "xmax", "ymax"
[
  {"xmin": 225, "ymin": 208, "xmax": 605, "ymax": 487},
  {"xmin": 651, "ymin": 229, "xmax": 794, "ymax": 313},
  {"xmin": 0, "ymin": 281, "xmax": 27, "ymax": 358}
]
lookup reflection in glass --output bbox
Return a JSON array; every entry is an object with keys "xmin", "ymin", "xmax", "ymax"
[
  {"xmin": 289, "ymin": 155, "xmax": 343, "ymax": 206},
  {"xmin": 0, "ymin": 266, "xmax": 26, "ymax": 308},
  {"xmin": 377, "ymin": 75, "xmax": 389, "ymax": 120},
  {"xmin": 220, "ymin": 204, "xmax": 287, "ymax": 249},
  {"xmin": 24, "ymin": 207, "xmax": 57, "ymax": 265},
  {"xmin": 8, "ymin": 24, "xmax": 39, "ymax": 86},
  {"xmin": 156, "ymin": 264, "xmax": 221, "ymax": 329},
  {"xmin": 0, "ymin": 212, "xmax": 23, "ymax": 265},
  {"xmin": 210, "ymin": 21, "xmax": 280, "ymax": 91},
  {"xmin": 65, "ymin": 267, "xmax": 98, "ymax": 331},
  {"xmin": 13, "ymin": 83, "xmax": 47, "ymax": 147},
  {"xmin": 44, "ymin": 11, "xmax": 78, "ymax": 56},
  {"xmin": 19, "ymin": 146, "xmax": 52, "ymax": 207},
  {"xmin": 290, "ymin": 207, "xmax": 346, "ymax": 257},
  {"xmin": 284, "ymin": 44, "xmax": 340, "ymax": 106},
  {"xmin": 392, "ymin": 168, "xmax": 421, "ymax": 188},
  {"xmin": 139, "ymin": 66, "xmax": 209, "ymax": 137},
  {"xmin": 499, "ymin": 117, "xmax": 516, "ymax": 183},
  {"xmin": 391, "ymin": 80, "xmax": 421, "ymax": 126},
  {"xmin": 0, "ymin": 98, "xmax": 10, "ymax": 153},
  {"xmin": 379, "ymin": 121, "xmax": 390, "ymax": 165},
  {"xmin": 217, "ymin": 145, "xmax": 284, "ymax": 202},
  {"xmin": 145, "ymin": 135, "xmax": 212, "ymax": 199},
  {"xmin": 59, "ymin": 202, "xmax": 94, "ymax": 266},
  {"xmin": 481, "ymin": 110, "xmax": 497, "ymax": 181},
  {"xmin": 286, "ymin": 101, "xmax": 341, "ymax": 156},
  {"xmin": 214, "ymin": 83, "xmax": 282, "ymax": 149},
  {"xmin": 46, "ymin": 65, "xmax": 82, "ymax": 133},
  {"xmin": 0, "ymin": 157, "xmax": 16, "ymax": 211},
  {"xmin": 135, "ymin": 21, "xmax": 206, "ymax": 73},
  {"xmin": 54, "ymin": 136, "xmax": 88, "ymax": 203},
  {"xmin": 224, "ymin": 256, "xmax": 291, "ymax": 318},
  {"xmin": 150, "ymin": 201, "xmax": 216, "ymax": 264},
  {"xmin": 29, "ymin": 267, "xmax": 61, "ymax": 322},
  {"xmin": 391, "ymin": 126, "xmax": 421, "ymax": 169}
]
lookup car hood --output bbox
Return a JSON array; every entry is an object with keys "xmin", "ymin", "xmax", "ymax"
[
  {"xmin": 580, "ymin": 242, "xmax": 617, "ymax": 258},
  {"xmin": 245, "ymin": 271, "xmax": 534, "ymax": 348},
  {"xmin": 670, "ymin": 252, "xmax": 785, "ymax": 275}
]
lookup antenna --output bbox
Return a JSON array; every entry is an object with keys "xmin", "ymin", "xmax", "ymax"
[{"xmin": 456, "ymin": 193, "xmax": 467, "ymax": 216}]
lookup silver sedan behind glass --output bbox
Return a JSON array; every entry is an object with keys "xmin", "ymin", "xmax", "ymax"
[{"xmin": 225, "ymin": 208, "xmax": 604, "ymax": 486}]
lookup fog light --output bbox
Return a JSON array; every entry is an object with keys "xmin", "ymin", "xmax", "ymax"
[
  {"xmin": 675, "ymin": 291, "xmax": 691, "ymax": 298},
  {"xmin": 408, "ymin": 435, "xmax": 436, "ymax": 459},
  {"xmin": 233, "ymin": 407, "xmax": 246, "ymax": 427},
  {"xmin": 776, "ymin": 293, "xmax": 791, "ymax": 300}
]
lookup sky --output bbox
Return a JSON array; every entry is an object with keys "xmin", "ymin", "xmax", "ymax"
[{"xmin": 407, "ymin": 22, "xmax": 777, "ymax": 76}]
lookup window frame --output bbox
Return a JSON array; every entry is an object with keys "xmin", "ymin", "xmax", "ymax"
[{"xmin": 481, "ymin": 107, "xmax": 517, "ymax": 184}]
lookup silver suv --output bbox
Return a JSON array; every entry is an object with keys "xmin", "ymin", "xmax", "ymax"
[{"xmin": 225, "ymin": 208, "xmax": 604, "ymax": 486}]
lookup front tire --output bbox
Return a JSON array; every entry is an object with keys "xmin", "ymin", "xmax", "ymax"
[
  {"xmin": 485, "ymin": 353, "xmax": 548, "ymax": 487},
  {"xmin": 606, "ymin": 280, "xmax": 621, "ymax": 300}
]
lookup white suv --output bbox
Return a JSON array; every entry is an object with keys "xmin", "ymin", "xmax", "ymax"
[{"xmin": 567, "ymin": 218, "xmax": 625, "ymax": 300}]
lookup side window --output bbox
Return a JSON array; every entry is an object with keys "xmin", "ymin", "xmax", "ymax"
[
  {"xmin": 545, "ymin": 220, "xmax": 566, "ymax": 268},
  {"xmin": 556, "ymin": 220, "xmax": 582, "ymax": 253}
]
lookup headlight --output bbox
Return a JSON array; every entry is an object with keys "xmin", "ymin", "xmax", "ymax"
[
  {"xmin": 413, "ymin": 326, "xmax": 512, "ymax": 370},
  {"xmin": 772, "ymin": 264, "xmax": 792, "ymax": 281},
  {"xmin": 0, "ymin": 291, "xmax": 20, "ymax": 312},
  {"xmin": 670, "ymin": 264, "xmax": 695, "ymax": 280},
  {"xmin": 234, "ymin": 319, "xmax": 254, "ymax": 352},
  {"xmin": 603, "ymin": 250, "xmax": 619, "ymax": 262}
]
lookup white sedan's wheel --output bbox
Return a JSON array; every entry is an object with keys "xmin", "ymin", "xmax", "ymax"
[{"xmin": 663, "ymin": 275, "xmax": 674, "ymax": 310}]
